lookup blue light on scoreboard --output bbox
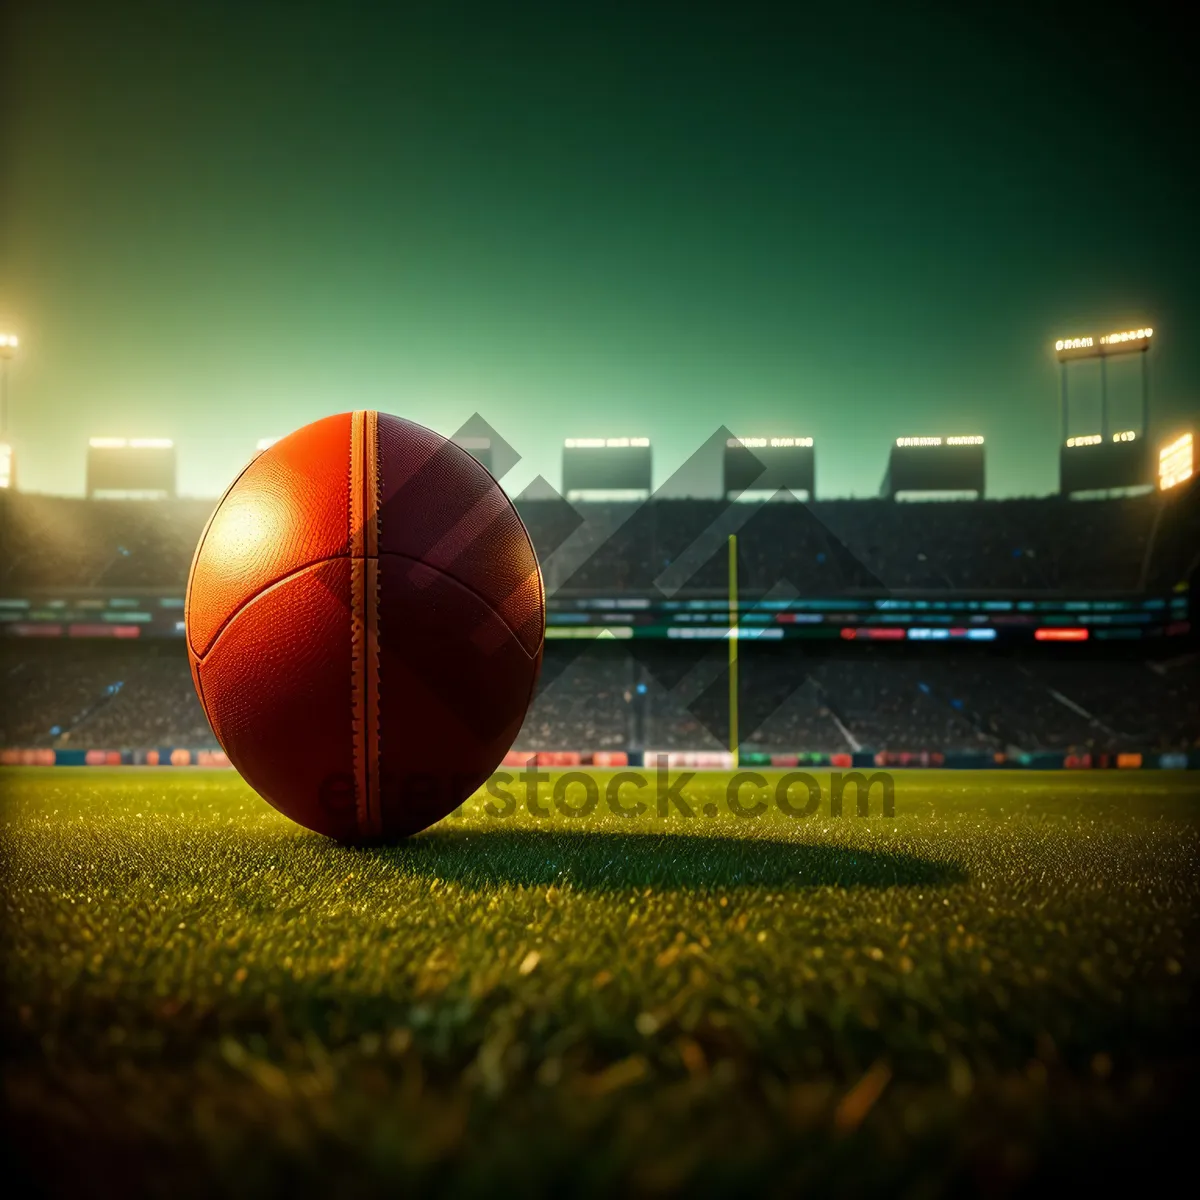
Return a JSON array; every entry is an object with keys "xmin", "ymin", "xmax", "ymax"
[{"xmin": 907, "ymin": 627, "xmax": 997, "ymax": 641}]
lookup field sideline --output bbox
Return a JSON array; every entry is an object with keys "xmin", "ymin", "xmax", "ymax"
[{"xmin": 2, "ymin": 767, "xmax": 1198, "ymax": 1197}]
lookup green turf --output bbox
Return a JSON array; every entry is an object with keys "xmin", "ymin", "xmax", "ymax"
[{"xmin": 2, "ymin": 767, "xmax": 1198, "ymax": 1197}]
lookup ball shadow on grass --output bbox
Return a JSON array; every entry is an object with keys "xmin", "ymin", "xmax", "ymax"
[{"xmin": 354, "ymin": 828, "xmax": 966, "ymax": 891}]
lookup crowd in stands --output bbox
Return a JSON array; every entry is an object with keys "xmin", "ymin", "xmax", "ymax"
[
  {"xmin": 3, "ymin": 483, "xmax": 1194, "ymax": 595},
  {"xmin": 1, "ymin": 645, "xmax": 211, "ymax": 749},
  {"xmin": 518, "ymin": 650, "xmax": 633, "ymax": 752},
  {"xmin": 4, "ymin": 642, "xmax": 1196, "ymax": 757},
  {"xmin": 0, "ymin": 495, "xmax": 214, "ymax": 589},
  {"xmin": 2, "ymin": 481, "xmax": 1194, "ymax": 759},
  {"xmin": 534, "ymin": 494, "xmax": 1172, "ymax": 593}
]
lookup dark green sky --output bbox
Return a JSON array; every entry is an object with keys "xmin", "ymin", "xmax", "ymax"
[{"xmin": 1, "ymin": 0, "xmax": 1196, "ymax": 498}]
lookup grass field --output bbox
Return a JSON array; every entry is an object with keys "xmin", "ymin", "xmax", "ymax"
[{"xmin": 2, "ymin": 766, "xmax": 1198, "ymax": 1198}]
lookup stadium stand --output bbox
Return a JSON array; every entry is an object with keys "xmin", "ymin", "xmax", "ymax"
[
  {"xmin": 0, "ymin": 495, "xmax": 214, "ymax": 588},
  {"xmin": 531, "ymin": 493, "xmax": 1179, "ymax": 593},
  {"xmin": 0, "ymin": 644, "xmax": 211, "ymax": 749},
  {"xmin": 518, "ymin": 648, "xmax": 634, "ymax": 753},
  {"xmin": 3, "ymin": 486, "xmax": 1193, "ymax": 593},
  {"xmin": 1, "ymin": 480, "xmax": 1196, "ymax": 759},
  {"xmin": 4, "ymin": 641, "xmax": 1196, "ymax": 757}
]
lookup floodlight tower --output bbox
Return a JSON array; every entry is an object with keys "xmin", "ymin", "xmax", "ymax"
[
  {"xmin": 1055, "ymin": 326, "xmax": 1153, "ymax": 443},
  {"xmin": 0, "ymin": 332, "xmax": 17, "ymax": 440},
  {"xmin": 1055, "ymin": 327, "xmax": 1155, "ymax": 496},
  {"xmin": 0, "ymin": 333, "xmax": 17, "ymax": 492}
]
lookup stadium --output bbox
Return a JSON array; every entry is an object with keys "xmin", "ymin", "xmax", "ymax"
[
  {"xmin": 2, "ymin": 415, "xmax": 1197, "ymax": 767},
  {"xmin": 3, "ymin": 3, "xmax": 1199, "ymax": 1196},
  {"xmin": 2, "ymin": 401, "xmax": 1198, "ymax": 1197}
]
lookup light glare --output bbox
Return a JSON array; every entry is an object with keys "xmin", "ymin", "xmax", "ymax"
[{"xmin": 1159, "ymin": 432, "xmax": 1193, "ymax": 491}]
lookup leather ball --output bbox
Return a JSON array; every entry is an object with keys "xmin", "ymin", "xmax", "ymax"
[{"xmin": 185, "ymin": 411, "xmax": 544, "ymax": 841}]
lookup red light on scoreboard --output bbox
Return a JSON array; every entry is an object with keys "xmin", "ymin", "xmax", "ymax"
[{"xmin": 1035, "ymin": 628, "xmax": 1089, "ymax": 642}]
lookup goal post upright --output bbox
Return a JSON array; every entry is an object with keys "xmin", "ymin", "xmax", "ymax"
[{"xmin": 728, "ymin": 533, "xmax": 739, "ymax": 767}]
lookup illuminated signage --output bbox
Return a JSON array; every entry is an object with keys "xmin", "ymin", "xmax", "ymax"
[{"xmin": 1159, "ymin": 433, "xmax": 1193, "ymax": 491}]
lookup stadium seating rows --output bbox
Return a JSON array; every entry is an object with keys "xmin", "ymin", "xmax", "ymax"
[
  {"xmin": 2, "ymin": 486, "xmax": 1196, "ymax": 593},
  {"xmin": 3, "ymin": 643, "xmax": 1196, "ymax": 756}
]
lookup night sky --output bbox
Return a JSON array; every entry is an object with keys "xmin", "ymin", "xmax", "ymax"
[{"xmin": 1, "ymin": 0, "xmax": 1196, "ymax": 499}]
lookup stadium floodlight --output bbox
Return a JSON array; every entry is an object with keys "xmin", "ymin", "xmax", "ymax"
[
  {"xmin": 1066, "ymin": 434, "xmax": 1102, "ymax": 448},
  {"xmin": 1099, "ymin": 327, "xmax": 1153, "ymax": 346},
  {"xmin": 563, "ymin": 435, "xmax": 652, "ymax": 499},
  {"xmin": 1054, "ymin": 329, "xmax": 1152, "ymax": 356},
  {"xmin": 1159, "ymin": 432, "xmax": 1193, "ymax": 491},
  {"xmin": 0, "ymin": 332, "xmax": 16, "ymax": 440},
  {"xmin": 563, "ymin": 437, "xmax": 650, "ymax": 448},
  {"xmin": 89, "ymin": 437, "xmax": 173, "ymax": 449},
  {"xmin": 726, "ymin": 436, "xmax": 813, "ymax": 449},
  {"xmin": 886, "ymin": 437, "xmax": 985, "ymax": 498},
  {"xmin": 894, "ymin": 435, "xmax": 983, "ymax": 447},
  {"xmin": 723, "ymin": 436, "xmax": 816, "ymax": 499},
  {"xmin": 86, "ymin": 436, "xmax": 177, "ymax": 499},
  {"xmin": 1111, "ymin": 430, "xmax": 1137, "ymax": 443},
  {"xmin": 0, "ymin": 441, "xmax": 12, "ymax": 489}
]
